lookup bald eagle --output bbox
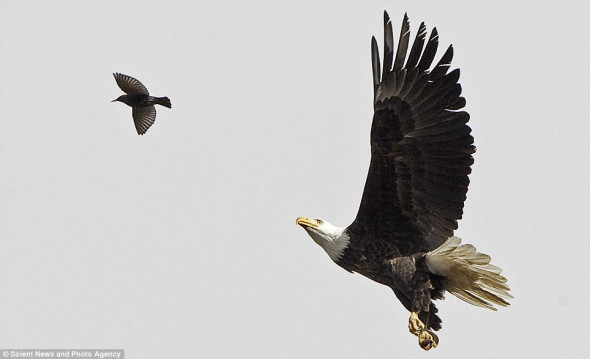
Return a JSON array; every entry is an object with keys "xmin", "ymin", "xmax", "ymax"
[{"xmin": 296, "ymin": 12, "xmax": 511, "ymax": 350}]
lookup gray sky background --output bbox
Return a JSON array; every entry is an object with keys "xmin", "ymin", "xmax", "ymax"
[{"xmin": 1, "ymin": 1, "xmax": 589, "ymax": 357}]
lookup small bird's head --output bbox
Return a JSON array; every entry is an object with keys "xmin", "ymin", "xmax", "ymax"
[
  {"xmin": 296, "ymin": 217, "xmax": 349, "ymax": 261},
  {"xmin": 111, "ymin": 95, "xmax": 128, "ymax": 104}
]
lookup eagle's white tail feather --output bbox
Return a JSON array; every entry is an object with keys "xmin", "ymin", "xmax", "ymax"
[{"xmin": 425, "ymin": 236, "xmax": 512, "ymax": 311}]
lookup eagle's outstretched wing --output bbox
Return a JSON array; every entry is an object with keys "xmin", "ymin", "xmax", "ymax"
[{"xmin": 350, "ymin": 12, "xmax": 475, "ymax": 250}]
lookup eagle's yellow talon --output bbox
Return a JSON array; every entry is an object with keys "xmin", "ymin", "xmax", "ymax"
[
  {"xmin": 408, "ymin": 311, "xmax": 424, "ymax": 336},
  {"xmin": 418, "ymin": 330, "xmax": 439, "ymax": 350}
]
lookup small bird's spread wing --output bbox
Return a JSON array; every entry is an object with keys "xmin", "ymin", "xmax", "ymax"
[
  {"xmin": 113, "ymin": 73, "xmax": 149, "ymax": 95},
  {"xmin": 132, "ymin": 106, "xmax": 156, "ymax": 135},
  {"xmin": 350, "ymin": 13, "xmax": 475, "ymax": 250}
]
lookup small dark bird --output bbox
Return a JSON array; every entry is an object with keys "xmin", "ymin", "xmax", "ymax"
[{"xmin": 112, "ymin": 73, "xmax": 171, "ymax": 135}]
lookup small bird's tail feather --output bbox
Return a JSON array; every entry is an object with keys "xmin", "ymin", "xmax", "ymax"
[
  {"xmin": 155, "ymin": 96, "xmax": 172, "ymax": 108},
  {"xmin": 425, "ymin": 236, "xmax": 512, "ymax": 311}
]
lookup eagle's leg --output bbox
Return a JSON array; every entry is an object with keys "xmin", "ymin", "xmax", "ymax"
[
  {"xmin": 391, "ymin": 259, "xmax": 440, "ymax": 350},
  {"xmin": 408, "ymin": 311, "xmax": 439, "ymax": 350}
]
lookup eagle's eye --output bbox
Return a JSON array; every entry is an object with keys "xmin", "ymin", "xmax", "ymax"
[{"xmin": 316, "ymin": 219, "xmax": 324, "ymax": 225}]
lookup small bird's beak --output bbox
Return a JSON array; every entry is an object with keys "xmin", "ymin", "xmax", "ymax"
[
  {"xmin": 296, "ymin": 217, "xmax": 318, "ymax": 228},
  {"xmin": 111, "ymin": 99, "xmax": 118, "ymax": 102}
]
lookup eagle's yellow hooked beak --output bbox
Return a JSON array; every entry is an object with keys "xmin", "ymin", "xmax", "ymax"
[{"xmin": 296, "ymin": 217, "xmax": 319, "ymax": 228}]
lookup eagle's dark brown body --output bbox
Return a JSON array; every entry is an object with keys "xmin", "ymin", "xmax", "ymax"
[{"xmin": 337, "ymin": 229, "xmax": 445, "ymax": 331}]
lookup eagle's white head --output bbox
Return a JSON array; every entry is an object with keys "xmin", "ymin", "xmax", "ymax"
[{"xmin": 296, "ymin": 217, "xmax": 350, "ymax": 262}]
